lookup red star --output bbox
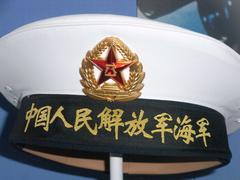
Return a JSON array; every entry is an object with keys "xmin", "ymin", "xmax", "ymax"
[{"xmin": 92, "ymin": 47, "xmax": 132, "ymax": 86}]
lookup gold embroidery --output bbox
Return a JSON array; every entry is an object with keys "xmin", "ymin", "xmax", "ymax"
[
  {"xmin": 49, "ymin": 106, "xmax": 73, "ymax": 129},
  {"xmin": 74, "ymin": 108, "xmax": 98, "ymax": 135},
  {"xmin": 24, "ymin": 103, "xmax": 212, "ymax": 147},
  {"xmin": 196, "ymin": 118, "xmax": 211, "ymax": 147},
  {"xmin": 24, "ymin": 104, "xmax": 72, "ymax": 132},
  {"xmin": 124, "ymin": 110, "xmax": 153, "ymax": 139},
  {"xmin": 34, "ymin": 105, "xmax": 52, "ymax": 132},
  {"xmin": 151, "ymin": 113, "xmax": 173, "ymax": 143},
  {"xmin": 97, "ymin": 107, "xmax": 124, "ymax": 140},
  {"xmin": 24, "ymin": 103, "xmax": 38, "ymax": 133},
  {"xmin": 174, "ymin": 115, "xmax": 196, "ymax": 144}
]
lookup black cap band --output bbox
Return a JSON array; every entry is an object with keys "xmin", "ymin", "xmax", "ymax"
[{"xmin": 10, "ymin": 94, "xmax": 231, "ymax": 174}]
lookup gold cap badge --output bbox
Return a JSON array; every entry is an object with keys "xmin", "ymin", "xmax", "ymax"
[{"xmin": 80, "ymin": 37, "xmax": 144, "ymax": 102}]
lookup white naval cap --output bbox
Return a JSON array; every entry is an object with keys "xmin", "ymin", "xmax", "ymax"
[
  {"xmin": 0, "ymin": 14, "xmax": 240, "ymax": 175},
  {"xmin": 1, "ymin": 14, "xmax": 240, "ymax": 133}
]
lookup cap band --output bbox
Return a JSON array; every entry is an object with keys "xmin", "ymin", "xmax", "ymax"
[{"xmin": 10, "ymin": 94, "xmax": 231, "ymax": 174}]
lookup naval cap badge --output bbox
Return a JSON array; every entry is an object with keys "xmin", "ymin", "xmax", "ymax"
[{"xmin": 80, "ymin": 37, "xmax": 144, "ymax": 102}]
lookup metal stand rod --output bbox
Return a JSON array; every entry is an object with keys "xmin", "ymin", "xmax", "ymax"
[{"xmin": 110, "ymin": 153, "xmax": 123, "ymax": 180}]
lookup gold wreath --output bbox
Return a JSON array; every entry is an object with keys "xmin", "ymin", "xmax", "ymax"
[{"xmin": 80, "ymin": 37, "xmax": 144, "ymax": 102}]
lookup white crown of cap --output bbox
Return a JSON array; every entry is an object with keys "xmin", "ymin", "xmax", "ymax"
[{"xmin": 0, "ymin": 14, "xmax": 240, "ymax": 134}]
